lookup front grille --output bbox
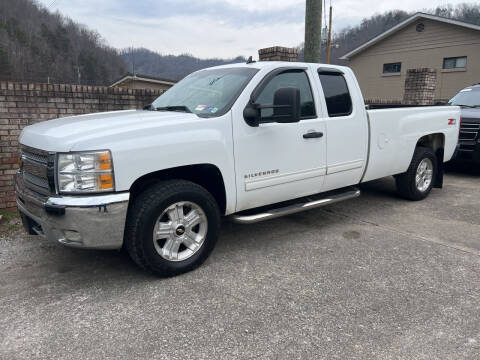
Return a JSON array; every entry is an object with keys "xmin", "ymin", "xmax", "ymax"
[
  {"xmin": 22, "ymin": 149, "xmax": 48, "ymax": 165},
  {"xmin": 20, "ymin": 146, "xmax": 54, "ymax": 196},
  {"xmin": 23, "ymin": 172, "xmax": 50, "ymax": 189},
  {"xmin": 459, "ymin": 120, "xmax": 480, "ymax": 142}
]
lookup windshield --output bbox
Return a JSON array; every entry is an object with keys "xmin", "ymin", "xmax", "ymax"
[
  {"xmin": 151, "ymin": 67, "xmax": 259, "ymax": 117},
  {"xmin": 449, "ymin": 88, "xmax": 480, "ymax": 107}
]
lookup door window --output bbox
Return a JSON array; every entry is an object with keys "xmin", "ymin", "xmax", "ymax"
[
  {"xmin": 255, "ymin": 70, "xmax": 316, "ymax": 119},
  {"xmin": 318, "ymin": 72, "xmax": 353, "ymax": 117}
]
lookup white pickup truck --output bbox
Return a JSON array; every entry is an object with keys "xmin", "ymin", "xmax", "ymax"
[{"xmin": 16, "ymin": 61, "xmax": 460, "ymax": 276}]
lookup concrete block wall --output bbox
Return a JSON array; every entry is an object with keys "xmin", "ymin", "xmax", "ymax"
[
  {"xmin": 403, "ymin": 68, "xmax": 438, "ymax": 105},
  {"xmin": 0, "ymin": 81, "xmax": 164, "ymax": 209}
]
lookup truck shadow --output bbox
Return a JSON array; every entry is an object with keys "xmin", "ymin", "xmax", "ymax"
[
  {"xmin": 215, "ymin": 177, "xmax": 400, "ymax": 256},
  {"xmin": 19, "ymin": 170, "xmax": 472, "ymax": 285},
  {"xmin": 61, "ymin": 178, "xmax": 399, "ymax": 278}
]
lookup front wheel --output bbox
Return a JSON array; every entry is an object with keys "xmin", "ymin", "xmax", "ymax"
[
  {"xmin": 125, "ymin": 180, "xmax": 220, "ymax": 277},
  {"xmin": 396, "ymin": 146, "xmax": 437, "ymax": 201}
]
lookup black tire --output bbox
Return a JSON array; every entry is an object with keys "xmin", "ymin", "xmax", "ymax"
[
  {"xmin": 396, "ymin": 146, "xmax": 437, "ymax": 201},
  {"xmin": 125, "ymin": 180, "xmax": 220, "ymax": 277}
]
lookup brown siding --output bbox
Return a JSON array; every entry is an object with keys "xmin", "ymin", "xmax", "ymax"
[{"xmin": 348, "ymin": 19, "xmax": 480, "ymax": 101}]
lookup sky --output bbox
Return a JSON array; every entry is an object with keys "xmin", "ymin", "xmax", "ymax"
[{"xmin": 36, "ymin": 0, "xmax": 475, "ymax": 59}]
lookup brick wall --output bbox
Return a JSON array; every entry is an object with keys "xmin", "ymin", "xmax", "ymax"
[
  {"xmin": 0, "ymin": 81, "xmax": 164, "ymax": 210},
  {"xmin": 403, "ymin": 68, "xmax": 438, "ymax": 105},
  {"xmin": 258, "ymin": 46, "xmax": 299, "ymax": 62},
  {"xmin": 364, "ymin": 99, "xmax": 404, "ymax": 105}
]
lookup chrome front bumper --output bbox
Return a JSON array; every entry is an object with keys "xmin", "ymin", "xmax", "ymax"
[{"xmin": 15, "ymin": 171, "xmax": 129, "ymax": 249}]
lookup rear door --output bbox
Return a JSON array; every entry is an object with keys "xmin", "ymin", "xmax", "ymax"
[
  {"xmin": 232, "ymin": 67, "xmax": 327, "ymax": 211},
  {"xmin": 315, "ymin": 67, "xmax": 369, "ymax": 191}
]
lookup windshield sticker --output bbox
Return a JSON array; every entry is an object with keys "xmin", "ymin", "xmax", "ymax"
[
  {"xmin": 196, "ymin": 105, "xmax": 219, "ymax": 113},
  {"xmin": 460, "ymin": 88, "xmax": 472, "ymax": 92},
  {"xmin": 205, "ymin": 106, "xmax": 218, "ymax": 113}
]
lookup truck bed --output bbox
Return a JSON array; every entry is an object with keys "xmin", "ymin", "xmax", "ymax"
[{"xmin": 361, "ymin": 106, "xmax": 460, "ymax": 183}]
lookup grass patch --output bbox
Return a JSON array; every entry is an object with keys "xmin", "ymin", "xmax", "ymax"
[{"xmin": 0, "ymin": 210, "xmax": 22, "ymax": 236}]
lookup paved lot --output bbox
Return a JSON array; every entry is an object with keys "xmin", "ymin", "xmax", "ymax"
[{"xmin": 1, "ymin": 166, "xmax": 479, "ymax": 359}]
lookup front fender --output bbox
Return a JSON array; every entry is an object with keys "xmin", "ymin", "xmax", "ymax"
[{"xmin": 108, "ymin": 113, "xmax": 236, "ymax": 214}]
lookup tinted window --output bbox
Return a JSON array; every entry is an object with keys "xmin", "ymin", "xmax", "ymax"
[
  {"xmin": 318, "ymin": 72, "xmax": 353, "ymax": 117},
  {"xmin": 255, "ymin": 70, "xmax": 316, "ymax": 119},
  {"xmin": 383, "ymin": 62, "xmax": 401, "ymax": 73}
]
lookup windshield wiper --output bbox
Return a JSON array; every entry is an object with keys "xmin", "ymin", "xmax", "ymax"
[{"xmin": 155, "ymin": 105, "xmax": 192, "ymax": 113}]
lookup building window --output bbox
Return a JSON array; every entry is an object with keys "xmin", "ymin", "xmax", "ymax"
[
  {"xmin": 383, "ymin": 62, "xmax": 402, "ymax": 74},
  {"xmin": 443, "ymin": 56, "xmax": 467, "ymax": 69}
]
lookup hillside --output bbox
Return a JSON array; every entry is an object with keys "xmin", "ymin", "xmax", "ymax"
[
  {"xmin": 0, "ymin": 0, "xmax": 126, "ymax": 85},
  {"xmin": 121, "ymin": 48, "xmax": 246, "ymax": 81}
]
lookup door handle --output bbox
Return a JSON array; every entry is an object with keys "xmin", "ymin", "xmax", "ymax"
[{"xmin": 303, "ymin": 131, "xmax": 323, "ymax": 139}]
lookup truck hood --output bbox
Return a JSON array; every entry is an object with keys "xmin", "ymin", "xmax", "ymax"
[{"xmin": 19, "ymin": 110, "xmax": 200, "ymax": 152}]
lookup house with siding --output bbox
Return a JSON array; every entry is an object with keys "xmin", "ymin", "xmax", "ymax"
[{"xmin": 340, "ymin": 13, "xmax": 480, "ymax": 102}]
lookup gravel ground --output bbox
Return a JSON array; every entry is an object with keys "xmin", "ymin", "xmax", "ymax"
[{"xmin": 0, "ymin": 166, "xmax": 479, "ymax": 360}]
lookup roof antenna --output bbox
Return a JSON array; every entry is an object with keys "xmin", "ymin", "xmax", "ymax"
[{"xmin": 246, "ymin": 56, "xmax": 256, "ymax": 64}]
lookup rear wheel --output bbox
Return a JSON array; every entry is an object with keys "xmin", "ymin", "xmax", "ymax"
[
  {"xmin": 396, "ymin": 147, "xmax": 437, "ymax": 201},
  {"xmin": 125, "ymin": 180, "xmax": 220, "ymax": 277}
]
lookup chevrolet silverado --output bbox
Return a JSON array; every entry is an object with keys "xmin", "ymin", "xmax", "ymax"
[{"xmin": 16, "ymin": 61, "xmax": 460, "ymax": 276}]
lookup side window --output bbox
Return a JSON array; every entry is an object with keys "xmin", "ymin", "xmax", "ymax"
[
  {"xmin": 318, "ymin": 72, "xmax": 353, "ymax": 117},
  {"xmin": 255, "ymin": 70, "xmax": 316, "ymax": 119},
  {"xmin": 383, "ymin": 62, "xmax": 401, "ymax": 74},
  {"xmin": 443, "ymin": 56, "xmax": 467, "ymax": 69}
]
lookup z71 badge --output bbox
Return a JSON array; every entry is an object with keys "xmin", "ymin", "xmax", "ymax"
[{"xmin": 244, "ymin": 169, "xmax": 279, "ymax": 179}]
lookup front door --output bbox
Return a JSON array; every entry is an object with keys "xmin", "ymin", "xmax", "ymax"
[{"xmin": 232, "ymin": 68, "xmax": 327, "ymax": 212}]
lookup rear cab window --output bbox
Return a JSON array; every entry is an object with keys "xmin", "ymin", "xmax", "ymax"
[{"xmin": 318, "ymin": 71, "xmax": 353, "ymax": 117}]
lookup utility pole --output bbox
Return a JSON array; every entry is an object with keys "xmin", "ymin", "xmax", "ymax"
[
  {"xmin": 131, "ymin": 46, "xmax": 135, "ymax": 76},
  {"xmin": 326, "ymin": 5, "xmax": 333, "ymax": 64},
  {"xmin": 304, "ymin": 0, "xmax": 322, "ymax": 63},
  {"xmin": 131, "ymin": 46, "xmax": 136, "ymax": 88}
]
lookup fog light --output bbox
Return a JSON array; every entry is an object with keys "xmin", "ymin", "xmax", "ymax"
[{"xmin": 63, "ymin": 230, "xmax": 82, "ymax": 242}]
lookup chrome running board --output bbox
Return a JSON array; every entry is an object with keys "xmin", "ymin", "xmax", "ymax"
[{"xmin": 231, "ymin": 188, "xmax": 360, "ymax": 224}]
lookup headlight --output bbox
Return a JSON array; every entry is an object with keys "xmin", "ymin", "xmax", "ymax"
[{"xmin": 57, "ymin": 151, "xmax": 114, "ymax": 193}]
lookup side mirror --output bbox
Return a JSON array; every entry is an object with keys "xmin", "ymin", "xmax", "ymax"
[
  {"xmin": 243, "ymin": 87, "xmax": 301, "ymax": 127},
  {"xmin": 272, "ymin": 87, "xmax": 301, "ymax": 123},
  {"xmin": 243, "ymin": 103, "xmax": 260, "ymax": 127}
]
